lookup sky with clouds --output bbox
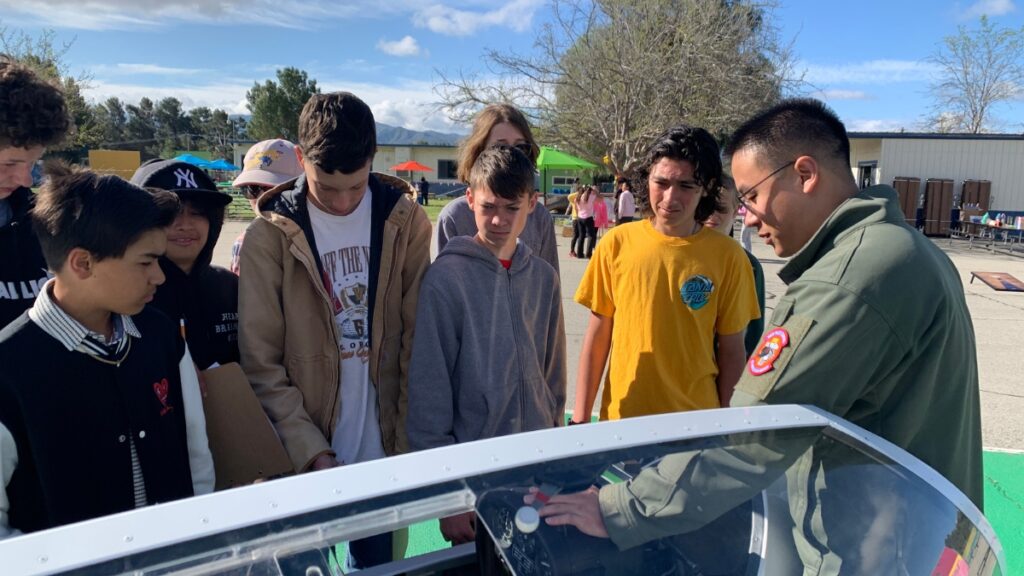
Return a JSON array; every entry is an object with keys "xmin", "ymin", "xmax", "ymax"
[{"xmin": 1, "ymin": 0, "xmax": 1022, "ymax": 135}]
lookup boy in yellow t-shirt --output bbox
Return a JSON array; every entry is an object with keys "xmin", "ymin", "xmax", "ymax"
[{"xmin": 570, "ymin": 125, "xmax": 759, "ymax": 423}]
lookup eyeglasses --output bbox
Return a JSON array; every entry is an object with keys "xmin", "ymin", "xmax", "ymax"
[
  {"xmin": 240, "ymin": 184, "xmax": 271, "ymax": 200},
  {"xmin": 491, "ymin": 142, "xmax": 534, "ymax": 157},
  {"xmin": 736, "ymin": 160, "xmax": 794, "ymax": 209}
]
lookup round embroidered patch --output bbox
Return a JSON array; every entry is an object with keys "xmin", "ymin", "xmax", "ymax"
[
  {"xmin": 749, "ymin": 328, "xmax": 790, "ymax": 375},
  {"xmin": 680, "ymin": 275, "xmax": 714, "ymax": 310}
]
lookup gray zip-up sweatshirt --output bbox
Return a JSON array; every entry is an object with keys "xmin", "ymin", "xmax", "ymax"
[{"xmin": 408, "ymin": 237, "xmax": 566, "ymax": 451}]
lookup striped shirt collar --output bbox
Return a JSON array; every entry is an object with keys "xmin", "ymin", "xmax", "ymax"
[{"xmin": 28, "ymin": 278, "xmax": 141, "ymax": 355}]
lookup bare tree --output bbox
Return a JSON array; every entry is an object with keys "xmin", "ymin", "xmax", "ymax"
[
  {"xmin": 927, "ymin": 15, "xmax": 1024, "ymax": 134},
  {"xmin": 436, "ymin": 0, "xmax": 798, "ymax": 175}
]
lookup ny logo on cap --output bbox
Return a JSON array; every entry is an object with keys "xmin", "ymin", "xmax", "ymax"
[{"xmin": 174, "ymin": 168, "xmax": 198, "ymax": 188}]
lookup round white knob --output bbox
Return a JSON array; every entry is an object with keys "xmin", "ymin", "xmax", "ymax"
[{"xmin": 515, "ymin": 505, "xmax": 540, "ymax": 534}]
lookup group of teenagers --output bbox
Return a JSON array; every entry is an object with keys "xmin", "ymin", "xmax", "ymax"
[{"xmin": 0, "ymin": 54, "xmax": 984, "ymax": 573}]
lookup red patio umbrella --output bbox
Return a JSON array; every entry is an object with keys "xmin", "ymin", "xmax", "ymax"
[{"xmin": 390, "ymin": 160, "xmax": 432, "ymax": 172}]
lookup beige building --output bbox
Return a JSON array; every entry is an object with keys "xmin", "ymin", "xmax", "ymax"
[{"xmin": 849, "ymin": 132, "xmax": 1024, "ymax": 211}]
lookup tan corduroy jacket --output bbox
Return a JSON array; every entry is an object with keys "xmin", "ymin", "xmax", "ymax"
[{"xmin": 239, "ymin": 173, "xmax": 430, "ymax": 472}]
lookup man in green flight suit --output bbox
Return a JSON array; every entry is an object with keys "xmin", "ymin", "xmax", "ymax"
[{"xmin": 536, "ymin": 99, "xmax": 982, "ymax": 574}]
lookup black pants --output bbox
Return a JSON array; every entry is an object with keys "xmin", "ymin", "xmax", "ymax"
[
  {"xmin": 578, "ymin": 217, "xmax": 597, "ymax": 257},
  {"xmin": 570, "ymin": 218, "xmax": 583, "ymax": 255}
]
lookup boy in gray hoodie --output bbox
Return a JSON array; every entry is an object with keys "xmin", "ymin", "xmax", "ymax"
[{"xmin": 408, "ymin": 145, "xmax": 567, "ymax": 545}]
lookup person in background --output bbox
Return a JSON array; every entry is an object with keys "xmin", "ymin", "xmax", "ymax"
[
  {"xmin": 704, "ymin": 177, "xmax": 765, "ymax": 356},
  {"xmin": 130, "ymin": 159, "xmax": 239, "ymax": 370},
  {"xmin": 435, "ymin": 103, "xmax": 559, "ymax": 274},
  {"xmin": 416, "ymin": 176, "xmax": 429, "ymax": 207},
  {"xmin": 229, "ymin": 139, "xmax": 303, "ymax": 275},
  {"xmin": 616, "ymin": 178, "xmax": 636, "ymax": 225},
  {"xmin": 567, "ymin": 186, "xmax": 580, "ymax": 258},
  {"xmin": 572, "ymin": 185, "xmax": 596, "ymax": 258},
  {"xmin": 0, "ymin": 57, "xmax": 70, "ymax": 329}
]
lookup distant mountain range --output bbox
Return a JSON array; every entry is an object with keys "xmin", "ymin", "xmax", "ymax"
[
  {"xmin": 376, "ymin": 123, "xmax": 463, "ymax": 146},
  {"xmin": 228, "ymin": 115, "xmax": 463, "ymax": 146}
]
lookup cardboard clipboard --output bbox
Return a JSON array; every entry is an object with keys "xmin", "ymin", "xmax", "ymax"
[{"xmin": 200, "ymin": 363, "xmax": 295, "ymax": 490}]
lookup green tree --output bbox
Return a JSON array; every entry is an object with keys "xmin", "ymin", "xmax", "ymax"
[
  {"xmin": 93, "ymin": 97, "xmax": 128, "ymax": 148},
  {"xmin": 438, "ymin": 0, "xmax": 797, "ymax": 175},
  {"xmin": 927, "ymin": 15, "xmax": 1024, "ymax": 133},
  {"xmin": 246, "ymin": 67, "xmax": 320, "ymax": 141},
  {"xmin": 154, "ymin": 97, "xmax": 189, "ymax": 157},
  {"xmin": 126, "ymin": 97, "xmax": 159, "ymax": 157}
]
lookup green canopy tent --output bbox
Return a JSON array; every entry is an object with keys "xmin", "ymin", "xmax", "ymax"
[{"xmin": 535, "ymin": 147, "xmax": 599, "ymax": 200}]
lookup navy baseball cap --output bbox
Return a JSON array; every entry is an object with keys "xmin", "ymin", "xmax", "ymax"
[{"xmin": 130, "ymin": 159, "xmax": 232, "ymax": 207}]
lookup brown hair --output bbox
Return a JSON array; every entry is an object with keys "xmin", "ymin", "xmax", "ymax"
[
  {"xmin": 0, "ymin": 56, "xmax": 70, "ymax": 149},
  {"xmin": 456, "ymin": 103, "xmax": 538, "ymax": 183},
  {"xmin": 298, "ymin": 92, "xmax": 376, "ymax": 174},
  {"xmin": 32, "ymin": 162, "xmax": 179, "ymax": 271},
  {"xmin": 469, "ymin": 146, "xmax": 535, "ymax": 201}
]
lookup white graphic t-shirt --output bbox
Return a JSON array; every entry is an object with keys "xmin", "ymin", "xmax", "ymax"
[{"xmin": 307, "ymin": 190, "xmax": 386, "ymax": 465}]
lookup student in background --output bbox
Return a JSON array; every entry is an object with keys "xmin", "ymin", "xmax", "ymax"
[
  {"xmin": 436, "ymin": 103, "xmax": 559, "ymax": 274},
  {"xmin": 131, "ymin": 160, "xmax": 238, "ymax": 369},
  {"xmin": 229, "ymin": 139, "xmax": 303, "ymax": 275},
  {"xmin": 409, "ymin": 145, "xmax": 566, "ymax": 545},
  {"xmin": 0, "ymin": 165, "xmax": 213, "ymax": 537},
  {"xmin": 704, "ymin": 177, "xmax": 765, "ymax": 356},
  {"xmin": 0, "ymin": 57, "xmax": 70, "ymax": 328}
]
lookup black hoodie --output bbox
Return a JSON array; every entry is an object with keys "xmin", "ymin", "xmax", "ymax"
[
  {"xmin": 150, "ymin": 203, "xmax": 239, "ymax": 370},
  {"xmin": 0, "ymin": 187, "xmax": 49, "ymax": 329}
]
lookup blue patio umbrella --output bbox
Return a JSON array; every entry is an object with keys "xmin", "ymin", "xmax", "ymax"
[
  {"xmin": 173, "ymin": 154, "xmax": 214, "ymax": 168},
  {"xmin": 207, "ymin": 159, "xmax": 240, "ymax": 171}
]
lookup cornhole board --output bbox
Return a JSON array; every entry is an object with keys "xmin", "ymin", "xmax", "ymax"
[
  {"xmin": 970, "ymin": 272, "xmax": 1024, "ymax": 292},
  {"xmin": 201, "ymin": 363, "xmax": 295, "ymax": 490}
]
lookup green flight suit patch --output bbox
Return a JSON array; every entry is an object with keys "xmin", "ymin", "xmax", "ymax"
[{"xmin": 737, "ymin": 298, "xmax": 814, "ymax": 400}]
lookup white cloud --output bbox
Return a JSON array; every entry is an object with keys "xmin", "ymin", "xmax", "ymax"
[
  {"xmin": 376, "ymin": 36, "xmax": 422, "ymax": 57},
  {"xmin": 813, "ymin": 89, "xmax": 871, "ymax": 100},
  {"xmin": 85, "ymin": 79, "xmax": 254, "ymax": 114},
  {"xmin": 415, "ymin": 0, "xmax": 544, "ymax": 36},
  {"xmin": 95, "ymin": 63, "xmax": 209, "ymax": 75},
  {"xmin": 847, "ymin": 119, "xmax": 913, "ymax": 132},
  {"xmin": 83, "ymin": 76, "xmax": 469, "ymax": 133},
  {"xmin": 962, "ymin": 0, "xmax": 1016, "ymax": 19},
  {"xmin": 801, "ymin": 60, "xmax": 940, "ymax": 85},
  {"xmin": 0, "ymin": 0, "xmax": 362, "ymax": 30}
]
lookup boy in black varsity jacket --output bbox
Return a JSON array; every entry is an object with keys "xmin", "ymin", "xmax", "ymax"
[{"xmin": 0, "ymin": 165, "xmax": 214, "ymax": 537}]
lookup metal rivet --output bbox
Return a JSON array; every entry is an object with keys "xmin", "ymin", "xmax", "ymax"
[
  {"xmin": 124, "ymin": 535, "xmax": 133, "ymax": 543},
  {"xmin": 139, "ymin": 430, "xmax": 146, "ymax": 438},
  {"xmin": 118, "ymin": 435, "xmax": 126, "ymax": 443}
]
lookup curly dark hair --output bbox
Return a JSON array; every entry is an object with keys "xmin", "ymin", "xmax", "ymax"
[
  {"xmin": 0, "ymin": 56, "xmax": 70, "ymax": 149},
  {"xmin": 633, "ymin": 124, "xmax": 723, "ymax": 224}
]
